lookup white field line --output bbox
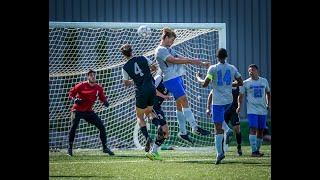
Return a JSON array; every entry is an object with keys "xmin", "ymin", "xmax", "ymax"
[{"xmin": 50, "ymin": 158, "xmax": 217, "ymax": 165}]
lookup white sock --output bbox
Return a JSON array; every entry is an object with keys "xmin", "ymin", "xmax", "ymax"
[
  {"xmin": 182, "ymin": 107, "xmax": 198, "ymax": 130},
  {"xmin": 151, "ymin": 143, "xmax": 160, "ymax": 153},
  {"xmin": 177, "ymin": 110, "xmax": 187, "ymax": 135},
  {"xmin": 222, "ymin": 121, "xmax": 231, "ymax": 132}
]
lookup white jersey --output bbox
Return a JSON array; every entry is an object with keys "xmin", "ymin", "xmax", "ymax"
[
  {"xmin": 207, "ymin": 62, "xmax": 241, "ymax": 105},
  {"xmin": 155, "ymin": 45, "xmax": 186, "ymax": 82},
  {"xmin": 239, "ymin": 77, "xmax": 270, "ymax": 115}
]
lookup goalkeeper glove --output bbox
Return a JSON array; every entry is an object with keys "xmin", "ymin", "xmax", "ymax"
[
  {"xmin": 104, "ymin": 100, "xmax": 109, "ymax": 108},
  {"xmin": 73, "ymin": 98, "xmax": 83, "ymax": 105}
]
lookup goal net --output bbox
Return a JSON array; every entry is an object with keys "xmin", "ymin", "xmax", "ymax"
[{"xmin": 49, "ymin": 22, "xmax": 226, "ymax": 150}]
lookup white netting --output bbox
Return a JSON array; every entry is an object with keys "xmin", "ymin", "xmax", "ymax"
[{"xmin": 49, "ymin": 22, "xmax": 225, "ymax": 150}]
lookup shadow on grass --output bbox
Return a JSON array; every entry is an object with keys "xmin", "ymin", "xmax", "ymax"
[
  {"xmin": 50, "ymin": 175, "xmax": 114, "ymax": 178},
  {"xmin": 173, "ymin": 159, "xmax": 271, "ymax": 166}
]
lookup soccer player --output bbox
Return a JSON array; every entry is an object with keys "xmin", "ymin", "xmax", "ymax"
[
  {"xmin": 236, "ymin": 64, "xmax": 271, "ymax": 157},
  {"xmin": 121, "ymin": 43, "xmax": 160, "ymax": 153},
  {"xmin": 154, "ymin": 27, "xmax": 211, "ymax": 145},
  {"xmin": 196, "ymin": 48, "xmax": 243, "ymax": 164},
  {"xmin": 207, "ymin": 86, "xmax": 243, "ymax": 156},
  {"xmin": 146, "ymin": 71, "xmax": 171, "ymax": 160},
  {"xmin": 67, "ymin": 69, "xmax": 114, "ymax": 156}
]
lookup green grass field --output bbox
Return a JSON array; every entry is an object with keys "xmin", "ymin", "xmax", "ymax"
[{"xmin": 49, "ymin": 145, "xmax": 270, "ymax": 179}]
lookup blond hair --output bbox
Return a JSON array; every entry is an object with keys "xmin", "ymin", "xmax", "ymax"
[{"xmin": 161, "ymin": 27, "xmax": 176, "ymax": 39}]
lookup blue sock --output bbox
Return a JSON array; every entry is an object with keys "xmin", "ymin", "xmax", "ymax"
[
  {"xmin": 215, "ymin": 134, "xmax": 224, "ymax": 156},
  {"xmin": 256, "ymin": 138, "xmax": 263, "ymax": 151},
  {"xmin": 182, "ymin": 107, "xmax": 198, "ymax": 130},
  {"xmin": 249, "ymin": 135, "xmax": 257, "ymax": 152},
  {"xmin": 176, "ymin": 110, "xmax": 187, "ymax": 135}
]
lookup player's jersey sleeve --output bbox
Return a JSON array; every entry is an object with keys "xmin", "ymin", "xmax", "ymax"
[
  {"xmin": 97, "ymin": 84, "xmax": 107, "ymax": 103},
  {"xmin": 145, "ymin": 56, "xmax": 153, "ymax": 66},
  {"xmin": 68, "ymin": 83, "xmax": 82, "ymax": 99},
  {"xmin": 156, "ymin": 47, "xmax": 172, "ymax": 62},
  {"xmin": 154, "ymin": 75, "xmax": 162, "ymax": 88},
  {"xmin": 264, "ymin": 78, "xmax": 270, "ymax": 92},
  {"xmin": 206, "ymin": 65, "xmax": 215, "ymax": 80},
  {"xmin": 232, "ymin": 65, "xmax": 241, "ymax": 78},
  {"xmin": 122, "ymin": 68, "xmax": 130, "ymax": 80},
  {"xmin": 239, "ymin": 80, "xmax": 247, "ymax": 94}
]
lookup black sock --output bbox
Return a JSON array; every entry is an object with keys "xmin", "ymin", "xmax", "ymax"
[
  {"xmin": 236, "ymin": 132, "xmax": 242, "ymax": 146},
  {"xmin": 155, "ymin": 138, "xmax": 166, "ymax": 146},
  {"xmin": 140, "ymin": 126, "xmax": 149, "ymax": 140},
  {"xmin": 222, "ymin": 138, "xmax": 225, "ymax": 153}
]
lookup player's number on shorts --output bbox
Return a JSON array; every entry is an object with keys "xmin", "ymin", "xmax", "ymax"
[
  {"xmin": 217, "ymin": 69, "xmax": 231, "ymax": 86},
  {"xmin": 134, "ymin": 62, "xmax": 144, "ymax": 76}
]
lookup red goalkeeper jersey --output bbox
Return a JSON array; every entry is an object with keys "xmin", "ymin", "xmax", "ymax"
[{"xmin": 68, "ymin": 81, "xmax": 107, "ymax": 112}]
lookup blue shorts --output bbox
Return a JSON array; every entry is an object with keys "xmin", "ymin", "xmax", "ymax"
[
  {"xmin": 211, "ymin": 104, "xmax": 231, "ymax": 123},
  {"xmin": 163, "ymin": 76, "xmax": 186, "ymax": 100},
  {"xmin": 247, "ymin": 114, "xmax": 267, "ymax": 129}
]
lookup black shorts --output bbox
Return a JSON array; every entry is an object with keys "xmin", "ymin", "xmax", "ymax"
[
  {"xmin": 224, "ymin": 107, "xmax": 240, "ymax": 127},
  {"xmin": 135, "ymin": 88, "xmax": 156, "ymax": 109},
  {"xmin": 152, "ymin": 107, "xmax": 167, "ymax": 126}
]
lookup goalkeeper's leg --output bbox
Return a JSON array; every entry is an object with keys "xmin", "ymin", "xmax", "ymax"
[
  {"xmin": 67, "ymin": 111, "xmax": 81, "ymax": 156},
  {"xmin": 85, "ymin": 112, "xmax": 114, "ymax": 155}
]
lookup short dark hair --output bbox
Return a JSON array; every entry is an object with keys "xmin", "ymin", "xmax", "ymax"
[
  {"xmin": 216, "ymin": 48, "xmax": 228, "ymax": 60},
  {"xmin": 248, "ymin": 64, "xmax": 259, "ymax": 70},
  {"xmin": 120, "ymin": 44, "xmax": 133, "ymax": 57},
  {"xmin": 87, "ymin": 69, "xmax": 96, "ymax": 76}
]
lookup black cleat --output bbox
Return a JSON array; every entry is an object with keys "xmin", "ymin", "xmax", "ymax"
[
  {"xmin": 251, "ymin": 151, "xmax": 264, "ymax": 157},
  {"xmin": 194, "ymin": 126, "xmax": 211, "ymax": 136},
  {"xmin": 67, "ymin": 148, "xmax": 73, "ymax": 156},
  {"xmin": 237, "ymin": 146, "xmax": 243, "ymax": 156},
  {"xmin": 178, "ymin": 133, "xmax": 194, "ymax": 144},
  {"xmin": 145, "ymin": 138, "xmax": 153, "ymax": 152},
  {"xmin": 103, "ymin": 147, "xmax": 115, "ymax": 156},
  {"xmin": 215, "ymin": 153, "xmax": 225, "ymax": 165}
]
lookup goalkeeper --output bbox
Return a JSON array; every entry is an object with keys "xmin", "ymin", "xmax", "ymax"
[{"xmin": 67, "ymin": 69, "xmax": 114, "ymax": 156}]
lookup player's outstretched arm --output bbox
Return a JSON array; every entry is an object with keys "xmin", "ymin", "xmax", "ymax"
[
  {"xmin": 156, "ymin": 89, "xmax": 171, "ymax": 100},
  {"xmin": 236, "ymin": 93, "xmax": 244, "ymax": 114},
  {"xmin": 166, "ymin": 56, "xmax": 210, "ymax": 67},
  {"xmin": 206, "ymin": 90, "xmax": 213, "ymax": 117},
  {"xmin": 195, "ymin": 72, "xmax": 211, "ymax": 87}
]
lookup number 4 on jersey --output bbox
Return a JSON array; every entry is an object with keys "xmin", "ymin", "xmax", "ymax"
[{"xmin": 134, "ymin": 62, "xmax": 144, "ymax": 76}]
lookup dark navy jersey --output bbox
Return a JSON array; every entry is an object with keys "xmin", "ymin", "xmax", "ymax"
[
  {"xmin": 154, "ymin": 74, "xmax": 168, "ymax": 109},
  {"xmin": 122, "ymin": 56, "xmax": 155, "ymax": 91},
  {"xmin": 231, "ymin": 86, "xmax": 240, "ymax": 108}
]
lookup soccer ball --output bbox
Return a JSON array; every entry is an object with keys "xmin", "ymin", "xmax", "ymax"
[{"xmin": 137, "ymin": 25, "xmax": 151, "ymax": 37}]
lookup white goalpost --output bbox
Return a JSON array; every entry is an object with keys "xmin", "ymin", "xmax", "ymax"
[{"xmin": 49, "ymin": 22, "xmax": 226, "ymax": 150}]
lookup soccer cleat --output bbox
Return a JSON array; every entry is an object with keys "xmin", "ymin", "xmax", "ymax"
[
  {"xmin": 178, "ymin": 133, "xmax": 193, "ymax": 144},
  {"xmin": 67, "ymin": 148, "xmax": 73, "ymax": 156},
  {"xmin": 146, "ymin": 152, "xmax": 163, "ymax": 161},
  {"xmin": 225, "ymin": 129, "xmax": 233, "ymax": 144},
  {"xmin": 145, "ymin": 138, "xmax": 153, "ymax": 152},
  {"xmin": 251, "ymin": 151, "xmax": 264, "ymax": 157},
  {"xmin": 215, "ymin": 153, "xmax": 225, "ymax": 165},
  {"xmin": 193, "ymin": 126, "xmax": 211, "ymax": 136},
  {"xmin": 103, "ymin": 147, "xmax": 115, "ymax": 156},
  {"xmin": 237, "ymin": 145, "xmax": 243, "ymax": 156}
]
